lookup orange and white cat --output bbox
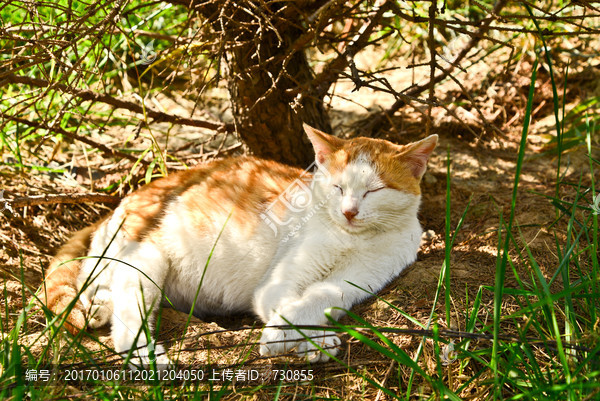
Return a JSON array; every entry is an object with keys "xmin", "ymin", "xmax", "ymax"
[{"xmin": 43, "ymin": 124, "xmax": 437, "ymax": 364}]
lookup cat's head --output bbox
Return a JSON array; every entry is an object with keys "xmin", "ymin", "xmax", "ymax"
[{"xmin": 304, "ymin": 124, "xmax": 438, "ymax": 233}]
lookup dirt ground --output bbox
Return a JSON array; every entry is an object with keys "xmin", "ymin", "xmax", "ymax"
[{"xmin": 1, "ymin": 51, "xmax": 598, "ymax": 398}]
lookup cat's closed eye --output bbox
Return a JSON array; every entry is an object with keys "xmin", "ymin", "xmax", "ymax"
[
  {"xmin": 363, "ymin": 187, "xmax": 385, "ymax": 198},
  {"xmin": 334, "ymin": 184, "xmax": 344, "ymax": 195}
]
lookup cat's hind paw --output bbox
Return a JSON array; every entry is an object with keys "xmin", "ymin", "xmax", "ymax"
[
  {"xmin": 87, "ymin": 304, "xmax": 112, "ymax": 329},
  {"xmin": 126, "ymin": 344, "xmax": 174, "ymax": 371},
  {"xmin": 80, "ymin": 291, "xmax": 112, "ymax": 329}
]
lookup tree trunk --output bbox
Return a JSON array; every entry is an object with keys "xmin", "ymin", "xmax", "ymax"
[{"xmin": 220, "ymin": 2, "xmax": 331, "ymax": 167}]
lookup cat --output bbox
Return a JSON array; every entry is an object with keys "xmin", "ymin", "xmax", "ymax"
[{"xmin": 42, "ymin": 124, "xmax": 437, "ymax": 365}]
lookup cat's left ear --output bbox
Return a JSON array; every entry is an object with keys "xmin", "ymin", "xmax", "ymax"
[
  {"xmin": 303, "ymin": 123, "xmax": 344, "ymax": 164},
  {"xmin": 398, "ymin": 134, "xmax": 438, "ymax": 179}
]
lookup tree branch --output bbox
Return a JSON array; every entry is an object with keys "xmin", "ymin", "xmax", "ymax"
[
  {"xmin": 311, "ymin": 0, "xmax": 390, "ymax": 99},
  {"xmin": 4, "ymin": 193, "xmax": 121, "ymax": 209},
  {"xmin": 5, "ymin": 116, "xmax": 147, "ymax": 165},
  {"xmin": 2, "ymin": 73, "xmax": 233, "ymax": 132}
]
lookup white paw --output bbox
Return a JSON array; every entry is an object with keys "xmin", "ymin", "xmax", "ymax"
[
  {"xmin": 259, "ymin": 327, "xmax": 341, "ymax": 362},
  {"xmin": 81, "ymin": 291, "xmax": 113, "ymax": 328},
  {"xmin": 295, "ymin": 331, "xmax": 341, "ymax": 363},
  {"xmin": 259, "ymin": 327, "xmax": 300, "ymax": 356},
  {"xmin": 127, "ymin": 344, "xmax": 173, "ymax": 371},
  {"xmin": 87, "ymin": 303, "xmax": 112, "ymax": 328}
]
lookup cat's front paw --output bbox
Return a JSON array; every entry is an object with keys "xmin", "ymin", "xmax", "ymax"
[
  {"xmin": 259, "ymin": 326, "xmax": 341, "ymax": 362},
  {"xmin": 296, "ymin": 331, "xmax": 341, "ymax": 363},
  {"xmin": 259, "ymin": 327, "xmax": 299, "ymax": 356}
]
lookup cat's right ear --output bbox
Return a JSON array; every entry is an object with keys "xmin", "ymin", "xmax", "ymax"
[{"xmin": 303, "ymin": 123, "xmax": 344, "ymax": 164}]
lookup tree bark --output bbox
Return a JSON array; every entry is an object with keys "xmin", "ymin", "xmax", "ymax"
[{"xmin": 218, "ymin": 1, "xmax": 332, "ymax": 167}]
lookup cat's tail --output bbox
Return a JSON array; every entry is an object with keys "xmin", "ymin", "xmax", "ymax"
[{"xmin": 42, "ymin": 220, "xmax": 102, "ymax": 335}]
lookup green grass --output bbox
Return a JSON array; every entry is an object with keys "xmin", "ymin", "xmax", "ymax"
[{"xmin": 300, "ymin": 33, "xmax": 600, "ymax": 401}]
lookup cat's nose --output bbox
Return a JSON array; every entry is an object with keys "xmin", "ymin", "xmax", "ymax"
[{"xmin": 343, "ymin": 208, "xmax": 359, "ymax": 222}]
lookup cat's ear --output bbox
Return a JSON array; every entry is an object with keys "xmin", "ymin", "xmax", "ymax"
[
  {"xmin": 303, "ymin": 123, "xmax": 344, "ymax": 164},
  {"xmin": 398, "ymin": 134, "xmax": 438, "ymax": 179}
]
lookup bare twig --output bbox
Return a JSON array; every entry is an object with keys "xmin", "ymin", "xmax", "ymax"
[
  {"xmin": 2, "ymin": 0, "xmax": 599, "ymax": 162},
  {"xmin": 312, "ymin": 0, "xmax": 390, "ymax": 99},
  {"xmin": 6, "ymin": 193, "xmax": 121, "ymax": 209},
  {"xmin": 361, "ymin": 0, "xmax": 509, "ymax": 136},
  {"xmin": 426, "ymin": 2, "xmax": 437, "ymax": 137},
  {"xmin": 374, "ymin": 360, "xmax": 396, "ymax": 401}
]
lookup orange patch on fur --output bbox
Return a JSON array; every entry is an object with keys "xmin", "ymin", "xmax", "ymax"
[
  {"xmin": 179, "ymin": 157, "xmax": 305, "ymax": 234},
  {"xmin": 113, "ymin": 157, "xmax": 304, "ymax": 240}
]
